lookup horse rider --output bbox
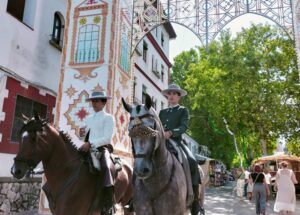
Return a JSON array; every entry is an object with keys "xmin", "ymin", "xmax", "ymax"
[
  {"xmin": 79, "ymin": 91, "xmax": 115, "ymax": 215},
  {"xmin": 159, "ymin": 84, "xmax": 202, "ymax": 215}
]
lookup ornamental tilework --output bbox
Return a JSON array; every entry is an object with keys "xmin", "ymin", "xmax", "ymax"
[
  {"xmin": 84, "ymin": 0, "xmax": 102, "ymax": 5},
  {"xmin": 114, "ymin": 100, "xmax": 130, "ymax": 148},
  {"xmin": 92, "ymin": 83, "xmax": 105, "ymax": 92},
  {"xmin": 65, "ymin": 85, "xmax": 78, "ymax": 98},
  {"xmin": 64, "ymin": 90, "xmax": 93, "ymax": 137}
]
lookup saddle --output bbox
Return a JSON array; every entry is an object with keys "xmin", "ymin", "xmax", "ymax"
[{"xmin": 82, "ymin": 150, "xmax": 122, "ymax": 177}]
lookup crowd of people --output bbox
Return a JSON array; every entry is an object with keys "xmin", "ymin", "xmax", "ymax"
[
  {"xmin": 209, "ymin": 161, "xmax": 233, "ymax": 186},
  {"xmin": 235, "ymin": 162, "xmax": 298, "ymax": 215}
]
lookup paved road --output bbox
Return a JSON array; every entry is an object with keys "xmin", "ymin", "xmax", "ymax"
[{"xmin": 204, "ymin": 182, "xmax": 300, "ymax": 215}]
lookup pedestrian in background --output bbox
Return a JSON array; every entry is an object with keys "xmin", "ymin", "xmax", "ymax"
[
  {"xmin": 236, "ymin": 167, "xmax": 245, "ymax": 201},
  {"xmin": 263, "ymin": 168, "xmax": 272, "ymax": 201},
  {"xmin": 247, "ymin": 169, "xmax": 253, "ymax": 201},
  {"xmin": 274, "ymin": 161, "xmax": 298, "ymax": 215},
  {"xmin": 250, "ymin": 165, "xmax": 270, "ymax": 215},
  {"xmin": 244, "ymin": 168, "xmax": 250, "ymax": 197}
]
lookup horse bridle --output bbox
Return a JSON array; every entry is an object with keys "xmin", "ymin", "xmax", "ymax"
[
  {"xmin": 14, "ymin": 119, "xmax": 48, "ymax": 171},
  {"xmin": 129, "ymin": 113, "xmax": 159, "ymax": 159},
  {"xmin": 129, "ymin": 113, "xmax": 176, "ymax": 213}
]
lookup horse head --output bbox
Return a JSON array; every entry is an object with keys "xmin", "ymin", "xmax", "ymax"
[
  {"xmin": 11, "ymin": 112, "xmax": 50, "ymax": 179},
  {"xmin": 122, "ymin": 94, "xmax": 165, "ymax": 179}
]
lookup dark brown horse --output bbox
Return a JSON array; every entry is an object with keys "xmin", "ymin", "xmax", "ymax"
[
  {"xmin": 11, "ymin": 114, "xmax": 133, "ymax": 215},
  {"xmin": 122, "ymin": 95, "xmax": 189, "ymax": 215}
]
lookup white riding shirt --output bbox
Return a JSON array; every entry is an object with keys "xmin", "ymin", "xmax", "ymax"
[{"xmin": 85, "ymin": 110, "xmax": 114, "ymax": 148}]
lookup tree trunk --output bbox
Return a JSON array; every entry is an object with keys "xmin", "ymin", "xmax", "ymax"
[{"xmin": 259, "ymin": 126, "xmax": 267, "ymax": 155}]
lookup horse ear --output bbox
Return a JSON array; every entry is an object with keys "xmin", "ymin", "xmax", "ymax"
[
  {"xmin": 122, "ymin": 97, "xmax": 132, "ymax": 113},
  {"xmin": 33, "ymin": 111, "xmax": 40, "ymax": 121},
  {"xmin": 145, "ymin": 94, "xmax": 152, "ymax": 110},
  {"xmin": 21, "ymin": 114, "xmax": 29, "ymax": 123}
]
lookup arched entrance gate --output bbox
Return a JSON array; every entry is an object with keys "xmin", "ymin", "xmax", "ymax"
[
  {"xmin": 40, "ymin": 0, "xmax": 300, "ymax": 213},
  {"xmin": 131, "ymin": 0, "xmax": 300, "ymax": 72}
]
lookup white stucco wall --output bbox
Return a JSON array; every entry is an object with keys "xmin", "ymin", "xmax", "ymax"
[
  {"xmin": 0, "ymin": 153, "xmax": 15, "ymax": 176},
  {"xmin": 0, "ymin": 0, "xmax": 66, "ymax": 93},
  {"xmin": 133, "ymin": 24, "xmax": 173, "ymax": 111},
  {"xmin": 0, "ymin": 0, "xmax": 66, "ymax": 177}
]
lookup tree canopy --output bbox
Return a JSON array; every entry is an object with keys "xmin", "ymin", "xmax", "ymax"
[{"xmin": 172, "ymin": 24, "xmax": 300, "ymax": 167}]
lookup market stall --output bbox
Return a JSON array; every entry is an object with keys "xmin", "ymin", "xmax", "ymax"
[{"xmin": 253, "ymin": 154, "xmax": 300, "ymax": 194}]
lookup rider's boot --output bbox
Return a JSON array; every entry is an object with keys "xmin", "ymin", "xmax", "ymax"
[
  {"xmin": 101, "ymin": 186, "xmax": 114, "ymax": 215},
  {"xmin": 124, "ymin": 199, "xmax": 135, "ymax": 212},
  {"xmin": 191, "ymin": 185, "xmax": 201, "ymax": 215}
]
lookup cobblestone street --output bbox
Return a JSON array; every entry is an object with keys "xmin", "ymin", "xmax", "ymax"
[
  {"xmin": 5, "ymin": 182, "xmax": 299, "ymax": 215},
  {"xmin": 204, "ymin": 182, "xmax": 300, "ymax": 215}
]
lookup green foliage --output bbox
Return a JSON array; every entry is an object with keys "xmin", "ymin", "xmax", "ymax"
[
  {"xmin": 286, "ymin": 139, "xmax": 300, "ymax": 156},
  {"xmin": 172, "ymin": 24, "xmax": 300, "ymax": 168}
]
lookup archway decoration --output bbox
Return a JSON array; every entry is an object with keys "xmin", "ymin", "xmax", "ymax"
[{"xmin": 132, "ymin": 0, "xmax": 293, "ymax": 53}]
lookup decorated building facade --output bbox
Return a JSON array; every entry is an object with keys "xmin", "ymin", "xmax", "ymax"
[{"xmin": 0, "ymin": 0, "xmax": 177, "ymax": 176}]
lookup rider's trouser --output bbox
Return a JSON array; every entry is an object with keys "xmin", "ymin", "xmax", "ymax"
[
  {"xmin": 98, "ymin": 146, "xmax": 114, "ymax": 214},
  {"xmin": 98, "ymin": 145, "xmax": 114, "ymax": 187}
]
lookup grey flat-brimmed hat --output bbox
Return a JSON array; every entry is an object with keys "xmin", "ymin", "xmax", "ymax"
[
  {"xmin": 162, "ymin": 84, "xmax": 187, "ymax": 97},
  {"xmin": 86, "ymin": 91, "xmax": 112, "ymax": 101}
]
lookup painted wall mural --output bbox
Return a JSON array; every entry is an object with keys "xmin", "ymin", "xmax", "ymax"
[
  {"xmin": 64, "ymin": 90, "xmax": 92, "ymax": 137},
  {"xmin": 55, "ymin": 0, "xmax": 134, "ymax": 152},
  {"xmin": 69, "ymin": 0, "xmax": 108, "ymax": 82},
  {"xmin": 118, "ymin": 9, "xmax": 131, "ymax": 74}
]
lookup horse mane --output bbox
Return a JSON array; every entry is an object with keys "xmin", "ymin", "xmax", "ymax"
[
  {"xmin": 149, "ymin": 107, "xmax": 164, "ymax": 133},
  {"xmin": 148, "ymin": 107, "xmax": 165, "ymax": 150},
  {"xmin": 58, "ymin": 130, "xmax": 79, "ymax": 154}
]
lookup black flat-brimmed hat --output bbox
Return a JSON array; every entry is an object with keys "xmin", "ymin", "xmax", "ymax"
[
  {"xmin": 162, "ymin": 84, "xmax": 187, "ymax": 97},
  {"xmin": 86, "ymin": 91, "xmax": 112, "ymax": 101}
]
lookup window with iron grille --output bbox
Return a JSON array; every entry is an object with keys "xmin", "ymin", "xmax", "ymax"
[
  {"xmin": 11, "ymin": 95, "xmax": 47, "ymax": 142},
  {"xmin": 133, "ymin": 76, "xmax": 137, "ymax": 99},
  {"xmin": 51, "ymin": 12, "xmax": 64, "ymax": 48},
  {"xmin": 75, "ymin": 24, "xmax": 100, "ymax": 63},
  {"xmin": 161, "ymin": 32, "xmax": 164, "ymax": 47},
  {"xmin": 143, "ymin": 40, "xmax": 148, "ymax": 62},
  {"xmin": 161, "ymin": 64, "xmax": 164, "ymax": 81},
  {"xmin": 142, "ymin": 85, "xmax": 147, "ymax": 104}
]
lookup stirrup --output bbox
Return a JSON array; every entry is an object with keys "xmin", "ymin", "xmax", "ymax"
[{"xmin": 124, "ymin": 200, "xmax": 134, "ymax": 212}]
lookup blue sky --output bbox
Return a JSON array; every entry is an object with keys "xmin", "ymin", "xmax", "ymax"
[{"xmin": 169, "ymin": 14, "xmax": 275, "ymax": 63}]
